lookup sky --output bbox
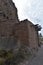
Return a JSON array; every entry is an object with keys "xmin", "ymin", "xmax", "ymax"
[{"xmin": 13, "ymin": 0, "xmax": 43, "ymax": 35}]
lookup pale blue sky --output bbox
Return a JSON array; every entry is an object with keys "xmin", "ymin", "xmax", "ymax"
[{"xmin": 13, "ymin": 0, "xmax": 43, "ymax": 35}]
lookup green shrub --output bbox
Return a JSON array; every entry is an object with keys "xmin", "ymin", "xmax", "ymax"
[
  {"xmin": 0, "ymin": 50, "xmax": 7, "ymax": 58},
  {"xmin": 0, "ymin": 46, "xmax": 32, "ymax": 65}
]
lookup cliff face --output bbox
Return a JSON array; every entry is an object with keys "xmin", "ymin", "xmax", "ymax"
[{"xmin": 0, "ymin": 0, "xmax": 18, "ymax": 22}]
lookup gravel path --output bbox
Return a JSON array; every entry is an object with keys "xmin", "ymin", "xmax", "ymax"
[{"xmin": 27, "ymin": 45, "xmax": 43, "ymax": 65}]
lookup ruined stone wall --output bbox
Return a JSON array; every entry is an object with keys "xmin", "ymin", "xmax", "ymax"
[
  {"xmin": 0, "ymin": 0, "xmax": 39, "ymax": 50},
  {"xmin": 0, "ymin": 36, "xmax": 20, "ymax": 51},
  {"xmin": 14, "ymin": 19, "xmax": 39, "ymax": 50},
  {"xmin": 27, "ymin": 20, "xmax": 38, "ymax": 50},
  {"xmin": 14, "ymin": 21, "xmax": 29, "ymax": 46},
  {"xmin": 0, "ymin": 0, "xmax": 19, "ymax": 50},
  {"xmin": 0, "ymin": 0, "xmax": 19, "ymax": 37},
  {"xmin": 0, "ymin": 21, "xmax": 15, "ymax": 37},
  {"xmin": 0, "ymin": 0, "xmax": 18, "ymax": 22}
]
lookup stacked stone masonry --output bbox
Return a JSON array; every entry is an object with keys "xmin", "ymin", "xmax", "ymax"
[{"xmin": 0, "ymin": 0, "xmax": 39, "ymax": 50}]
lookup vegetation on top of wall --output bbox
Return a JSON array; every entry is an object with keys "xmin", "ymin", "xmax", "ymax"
[
  {"xmin": 39, "ymin": 33, "xmax": 43, "ymax": 42},
  {"xmin": 35, "ymin": 24, "xmax": 42, "ymax": 31}
]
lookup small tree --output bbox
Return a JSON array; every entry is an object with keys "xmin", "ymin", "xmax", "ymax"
[
  {"xmin": 39, "ymin": 33, "xmax": 42, "ymax": 37},
  {"xmin": 35, "ymin": 24, "xmax": 42, "ymax": 31}
]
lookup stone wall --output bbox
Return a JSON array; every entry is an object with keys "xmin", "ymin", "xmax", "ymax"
[
  {"xmin": 13, "ymin": 19, "xmax": 39, "ymax": 50},
  {"xmin": 0, "ymin": 21, "xmax": 15, "ymax": 36},
  {"xmin": 14, "ymin": 21, "xmax": 29, "ymax": 46},
  {"xmin": 0, "ymin": 37, "xmax": 20, "ymax": 50},
  {"xmin": 0, "ymin": 0, "xmax": 19, "ymax": 50},
  {"xmin": 0, "ymin": 0, "xmax": 19, "ymax": 37},
  {"xmin": 27, "ymin": 20, "xmax": 38, "ymax": 50},
  {"xmin": 0, "ymin": 0, "xmax": 18, "ymax": 22},
  {"xmin": 0, "ymin": 0, "xmax": 39, "ymax": 51}
]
